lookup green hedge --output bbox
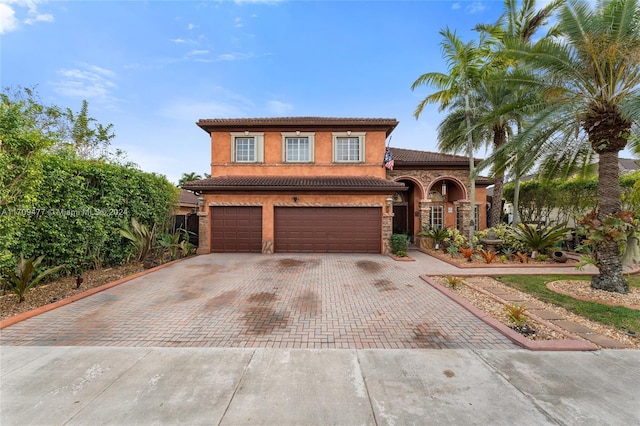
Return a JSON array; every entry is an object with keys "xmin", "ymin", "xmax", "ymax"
[{"xmin": 1, "ymin": 150, "xmax": 179, "ymax": 272}]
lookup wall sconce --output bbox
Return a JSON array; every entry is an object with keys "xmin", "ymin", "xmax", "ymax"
[
  {"xmin": 441, "ymin": 181, "xmax": 447, "ymax": 196},
  {"xmin": 197, "ymin": 196, "xmax": 204, "ymax": 211},
  {"xmin": 244, "ymin": 130, "xmax": 249, "ymax": 136},
  {"xmin": 347, "ymin": 130, "xmax": 352, "ymax": 136},
  {"xmin": 293, "ymin": 196, "xmax": 298, "ymax": 202},
  {"xmin": 386, "ymin": 197, "xmax": 393, "ymax": 213},
  {"xmin": 296, "ymin": 130, "xmax": 300, "ymax": 136}
]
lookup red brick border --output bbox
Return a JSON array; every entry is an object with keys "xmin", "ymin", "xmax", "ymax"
[
  {"xmin": 0, "ymin": 258, "xmax": 189, "ymax": 330},
  {"xmin": 421, "ymin": 276, "xmax": 598, "ymax": 351}
]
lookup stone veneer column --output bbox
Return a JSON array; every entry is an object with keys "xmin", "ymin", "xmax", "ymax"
[
  {"xmin": 419, "ymin": 200, "xmax": 430, "ymax": 231},
  {"xmin": 457, "ymin": 201, "xmax": 472, "ymax": 242},
  {"xmin": 382, "ymin": 212, "xmax": 394, "ymax": 255},
  {"xmin": 196, "ymin": 211, "xmax": 209, "ymax": 255}
]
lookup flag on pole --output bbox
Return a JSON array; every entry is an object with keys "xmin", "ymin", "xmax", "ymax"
[{"xmin": 383, "ymin": 147, "xmax": 394, "ymax": 170}]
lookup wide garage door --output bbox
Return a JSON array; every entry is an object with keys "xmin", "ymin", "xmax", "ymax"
[
  {"xmin": 211, "ymin": 206, "xmax": 262, "ymax": 252},
  {"xmin": 274, "ymin": 207, "xmax": 381, "ymax": 253}
]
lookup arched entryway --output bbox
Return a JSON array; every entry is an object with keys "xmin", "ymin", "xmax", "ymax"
[
  {"xmin": 426, "ymin": 177, "xmax": 467, "ymax": 232},
  {"xmin": 392, "ymin": 178, "xmax": 423, "ymax": 241}
]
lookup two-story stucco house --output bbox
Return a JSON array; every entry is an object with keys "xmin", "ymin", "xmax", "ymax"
[{"xmin": 183, "ymin": 117, "xmax": 489, "ymax": 255}]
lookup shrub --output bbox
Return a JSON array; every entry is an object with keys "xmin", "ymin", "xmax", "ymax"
[
  {"xmin": 389, "ymin": 234, "xmax": 409, "ymax": 257},
  {"xmin": 3, "ymin": 151, "xmax": 179, "ymax": 272}
]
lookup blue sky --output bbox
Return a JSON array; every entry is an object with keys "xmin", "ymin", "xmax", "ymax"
[{"xmin": 2, "ymin": 0, "xmax": 509, "ymax": 184}]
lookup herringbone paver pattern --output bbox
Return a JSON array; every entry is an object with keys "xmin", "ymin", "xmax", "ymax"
[{"xmin": 0, "ymin": 253, "xmax": 516, "ymax": 349}]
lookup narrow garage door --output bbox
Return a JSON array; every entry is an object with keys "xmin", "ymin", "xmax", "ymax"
[
  {"xmin": 274, "ymin": 207, "xmax": 381, "ymax": 253},
  {"xmin": 211, "ymin": 206, "xmax": 262, "ymax": 252}
]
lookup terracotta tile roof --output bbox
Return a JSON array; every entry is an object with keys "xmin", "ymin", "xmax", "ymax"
[
  {"xmin": 391, "ymin": 148, "xmax": 482, "ymax": 166},
  {"xmin": 183, "ymin": 176, "xmax": 407, "ymax": 193},
  {"xmin": 196, "ymin": 117, "xmax": 399, "ymax": 136},
  {"xmin": 179, "ymin": 189, "xmax": 199, "ymax": 206},
  {"xmin": 476, "ymin": 177, "xmax": 494, "ymax": 186}
]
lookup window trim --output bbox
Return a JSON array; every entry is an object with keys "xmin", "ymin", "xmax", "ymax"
[
  {"xmin": 332, "ymin": 132, "xmax": 366, "ymax": 163},
  {"xmin": 230, "ymin": 132, "xmax": 264, "ymax": 163},
  {"xmin": 281, "ymin": 132, "xmax": 315, "ymax": 163}
]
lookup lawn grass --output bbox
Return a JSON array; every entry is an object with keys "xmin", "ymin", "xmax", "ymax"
[{"xmin": 496, "ymin": 274, "xmax": 640, "ymax": 336}]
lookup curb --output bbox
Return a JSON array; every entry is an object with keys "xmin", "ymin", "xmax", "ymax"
[
  {"xmin": 421, "ymin": 276, "xmax": 598, "ymax": 351},
  {"xmin": 0, "ymin": 257, "xmax": 189, "ymax": 330}
]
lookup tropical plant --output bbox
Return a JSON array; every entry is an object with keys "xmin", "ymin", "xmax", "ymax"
[
  {"xmin": 479, "ymin": 249, "xmax": 498, "ymax": 264},
  {"xmin": 504, "ymin": 0, "xmax": 640, "ymax": 292},
  {"xmin": 0, "ymin": 254, "xmax": 65, "ymax": 302},
  {"xmin": 412, "ymin": 27, "xmax": 490, "ymax": 246},
  {"xmin": 119, "ymin": 218, "xmax": 158, "ymax": 262},
  {"xmin": 179, "ymin": 240, "xmax": 197, "ymax": 257},
  {"xmin": 510, "ymin": 223, "xmax": 570, "ymax": 257},
  {"xmin": 445, "ymin": 275, "xmax": 464, "ymax": 289},
  {"xmin": 504, "ymin": 303, "xmax": 529, "ymax": 328},
  {"xmin": 157, "ymin": 231, "xmax": 182, "ymax": 261},
  {"xmin": 514, "ymin": 251, "xmax": 529, "ymax": 263},
  {"xmin": 460, "ymin": 247, "xmax": 476, "ymax": 261}
]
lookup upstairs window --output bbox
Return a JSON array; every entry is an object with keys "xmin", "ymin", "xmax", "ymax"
[
  {"xmin": 333, "ymin": 132, "xmax": 365, "ymax": 163},
  {"xmin": 231, "ymin": 132, "xmax": 264, "ymax": 163},
  {"xmin": 282, "ymin": 132, "xmax": 315, "ymax": 163}
]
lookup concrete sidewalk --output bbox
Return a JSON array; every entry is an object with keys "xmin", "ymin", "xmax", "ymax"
[{"xmin": 1, "ymin": 346, "xmax": 638, "ymax": 425}]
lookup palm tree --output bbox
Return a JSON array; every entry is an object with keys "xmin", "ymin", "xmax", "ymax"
[
  {"xmin": 507, "ymin": 0, "xmax": 640, "ymax": 293},
  {"xmin": 412, "ymin": 27, "xmax": 489, "ymax": 246},
  {"xmin": 474, "ymin": 0, "xmax": 566, "ymax": 226},
  {"xmin": 178, "ymin": 172, "xmax": 202, "ymax": 188}
]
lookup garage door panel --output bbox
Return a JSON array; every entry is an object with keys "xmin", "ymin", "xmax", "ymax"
[
  {"xmin": 211, "ymin": 206, "xmax": 262, "ymax": 253},
  {"xmin": 275, "ymin": 207, "xmax": 381, "ymax": 253}
]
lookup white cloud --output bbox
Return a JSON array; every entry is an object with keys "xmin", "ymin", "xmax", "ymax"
[
  {"xmin": 234, "ymin": 0, "xmax": 284, "ymax": 4},
  {"xmin": 466, "ymin": 1, "xmax": 486, "ymax": 14},
  {"xmin": 52, "ymin": 63, "xmax": 119, "ymax": 104},
  {"xmin": 234, "ymin": 17, "xmax": 243, "ymax": 28},
  {"xmin": 0, "ymin": 3, "xmax": 18, "ymax": 34},
  {"xmin": 451, "ymin": 3, "xmax": 461, "ymax": 11},
  {"xmin": 170, "ymin": 37, "xmax": 186, "ymax": 44},
  {"xmin": 187, "ymin": 49, "xmax": 209, "ymax": 56},
  {"xmin": 25, "ymin": 11, "xmax": 52, "ymax": 24},
  {"xmin": 215, "ymin": 52, "xmax": 258, "ymax": 61},
  {"xmin": 0, "ymin": 0, "xmax": 53, "ymax": 34},
  {"xmin": 266, "ymin": 100, "xmax": 293, "ymax": 115},
  {"xmin": 187, "ymin": 23, "xmax": 196, "ymax": 30},
  {"xmin": 159, "ymin": 100, "xmax": 248, "ymax": 123}
]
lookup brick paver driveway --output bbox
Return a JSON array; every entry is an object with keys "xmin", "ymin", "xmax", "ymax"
[{"xmin": 1, "ymin": 253, "xmax": 516, "ymax": 349}]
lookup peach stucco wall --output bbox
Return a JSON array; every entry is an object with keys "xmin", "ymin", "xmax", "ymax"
[{"xmin": 209, "ymin": 130, "xmax": 388, "ymax": 178}]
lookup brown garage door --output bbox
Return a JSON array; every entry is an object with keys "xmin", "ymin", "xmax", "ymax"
[
  {"xmin": 211, "ymin": 206, "xmax": 262, "ymax": 252},
  {"xmin": 274, "ymin": 207, "xmax": 381, "ymax": 253}
]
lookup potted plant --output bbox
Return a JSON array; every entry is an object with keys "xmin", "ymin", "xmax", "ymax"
[{"xmin": 420, "ymin": 227, "xmax": 450, "ymax": 250}]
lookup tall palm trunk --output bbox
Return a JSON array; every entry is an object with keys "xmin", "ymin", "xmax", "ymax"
[
  {"xmin": 490, "ymin": 126, "xmax": 507, "ymax": 227},
  {"xmin": 465, "ymin": 92, "xmax": 476, "ymax": 247},
  {"xmin": 587, "ymin": 112, "xmax": 630, "ymax": 293}
]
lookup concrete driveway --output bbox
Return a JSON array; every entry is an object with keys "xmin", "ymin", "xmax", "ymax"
[{"xmin": 1, "ymin": 253, "xmax": 516, "ymax": 349}]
